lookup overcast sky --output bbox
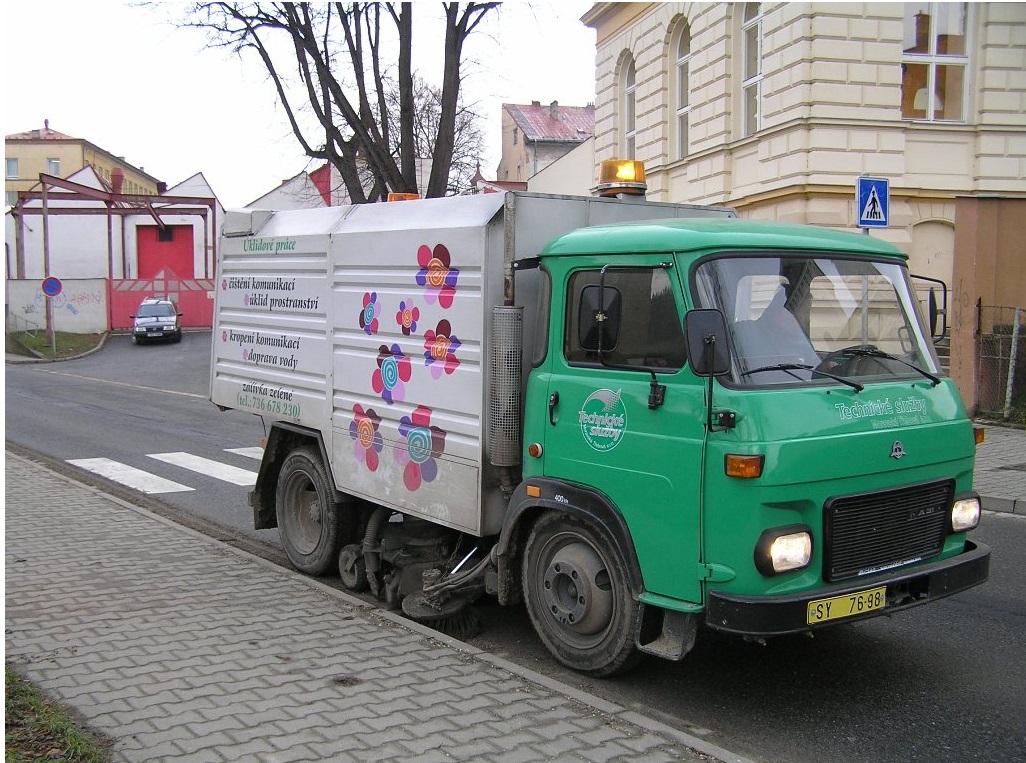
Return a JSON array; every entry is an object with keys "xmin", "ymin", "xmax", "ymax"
[{"xmin": 4, "ymin": 2, "xmax": 596, "ymax": 208}]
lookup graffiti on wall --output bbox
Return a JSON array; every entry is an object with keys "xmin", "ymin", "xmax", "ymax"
[
  {"xmin": 21, "ymin": 285, "xmax": 105, "ymax": 317},
  {"xmin": 7, "ymin": 279, "xmax": 109, "ymax": 334}
]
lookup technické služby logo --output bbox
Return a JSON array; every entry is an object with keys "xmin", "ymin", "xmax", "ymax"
[{"xmin": 578, "ymin": 389, "xmax": 627, "ymax": 452}]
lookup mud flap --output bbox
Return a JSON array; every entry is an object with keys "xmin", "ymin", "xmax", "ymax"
[{"xmin": 636, "ymin": 605, "xmax": 698, "ymax": 661}]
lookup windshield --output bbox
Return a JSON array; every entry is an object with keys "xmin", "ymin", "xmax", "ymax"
[
  {"xmin": 692, "ymin": 254, "xmax": 941, "ymax": 387},
  {"xmin": 138, "ymin": 303, "xmax": 175, "ymax": 318}
]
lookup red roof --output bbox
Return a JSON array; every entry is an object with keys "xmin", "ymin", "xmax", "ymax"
[
  {"xmin": 6, "ymin": 121, "xmax": 75, "ymax": 141},
  {"xmin": 504, "ymin": 101, "xmax": 594, "ymax": 144}
]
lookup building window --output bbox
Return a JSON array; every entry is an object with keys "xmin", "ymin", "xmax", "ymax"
[
  {"xmin": 741, "ymin": 3, "xmax": 762, "ymax": 137},
  {"xmin": 6, "ymin": 191, "xmax": 18, "ymax": 207},
  {"xmin": 673, "ymin": 21, "xmax": 692, "ymax": 159},
  {"xmin": 901, "ymin": 2, "xmax": 968, "ymax": 121},
  {"xmin": 46, "ymin": 158, "xmax": 61, "ymax": 176},
  {"xmin": 513, "ymin": 127, "xmax": 518, "ymax": 145},
  {"xmin": 158, "ymin": 227, "xmax": 175, "ymax": 243},
  {"xmin": 622, "ymin": 56, "xmax": 637, "ymax": 157},
  {"xmin": 5, "ymin": 158, "xmax": 18, "ymax": 179}
]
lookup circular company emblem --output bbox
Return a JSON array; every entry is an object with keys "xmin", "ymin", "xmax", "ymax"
[{"xmin": 579, "ymin": 389, "xmax": 627, "ymax": 452}]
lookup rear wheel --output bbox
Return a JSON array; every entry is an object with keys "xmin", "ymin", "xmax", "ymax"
[
  {"xmin": 276, "ymin": 447, "xmax": 343, "ymax": 575},
  {"xmin": 522, "ymin": 511, "xmax": 642, "ymax": 676}
]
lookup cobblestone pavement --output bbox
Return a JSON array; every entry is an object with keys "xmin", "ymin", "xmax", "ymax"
[
  {"xmin": 5, "ymin": 453, "xmax": 743, "ymax": 763},
  {"xmin": 973, "ymin": 423, "xmax": 1026, "ymax": 514}
]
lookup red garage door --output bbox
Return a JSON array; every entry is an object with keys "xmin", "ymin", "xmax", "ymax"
[{"xmin": 137, "ymin": 225, "xmax": 194, "ymax": 279}]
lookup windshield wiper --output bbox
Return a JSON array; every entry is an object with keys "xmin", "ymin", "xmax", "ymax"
[
  {"xmin": 838, "ymin": 346, "xmax": 941, "ymax": 386},
  {"xmin": 741, "ymin": 363, "xmax": 864, "ymax": 393}
]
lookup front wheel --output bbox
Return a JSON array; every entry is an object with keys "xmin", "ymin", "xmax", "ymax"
[
  {"xmin": 275, "ymin": 447, "xmax": 343, "ymax": 575},
  {"xmin": 522, "ymin": 511, "xmax": 642, "ymax": 676}
]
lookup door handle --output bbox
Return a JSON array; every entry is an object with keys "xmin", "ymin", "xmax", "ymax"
[{"xmin": 548, "ymin": 391, "xmax": 559, "ymax": 426}]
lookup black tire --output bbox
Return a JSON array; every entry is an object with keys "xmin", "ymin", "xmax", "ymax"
[
  {"xmin": 338, "ymin": 543, "xmax": 369, "ymax": 591},
  {"xmin": 522, "ymin": 511, "xmax": 642, "ymax": 676},
  {"xmin": 275, "ymin": 447, "xmax": 343, "ymax": 575}
]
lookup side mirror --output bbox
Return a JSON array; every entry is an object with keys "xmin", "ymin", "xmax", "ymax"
[
  {"xmin": 685, "ymin": 309, "xmax": 731, "ymax": 377},
  {"xmin": 911, "ymin": 274, "xmax": 948, "ymax": 341},
  {"xmin": 579, "ymin": 285, "xmax": 621, "ymax": 352}
]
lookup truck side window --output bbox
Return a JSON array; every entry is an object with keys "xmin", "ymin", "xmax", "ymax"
[{"xmin": 565, "ymin": 268, "xmax": 685, "ymax": 371}]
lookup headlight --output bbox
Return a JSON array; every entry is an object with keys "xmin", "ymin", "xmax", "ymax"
[
  {"xmin": 755, "ymin": 526, "xmax": 813, "ymax": 576},
  {"xmin": 951, "ymin": 497, "xmax": 981, "ymax": 532}
]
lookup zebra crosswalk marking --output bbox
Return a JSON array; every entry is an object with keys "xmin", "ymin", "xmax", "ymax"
[
  {"xmin": 148, "ymin": 452, "xmax": 258, "ymax": 486},
  {"xmin": 224, "ymin": 447, "xmax": 264, "ymax": 460},
  {"xmin": 67, "ymin": 458, "xmax": 194, "ymax": 494}
]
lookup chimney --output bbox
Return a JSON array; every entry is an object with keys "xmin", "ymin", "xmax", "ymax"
[
  {"xmin": 550, "ymin": 101, "xmax": 559, "ymax": 120},
  {"xmin": 111, "ymin": 166, "xmax": 125, "ymax": 195},
  {"xmin": 914, "ymin": 12, "xmax": 929, "ymax": 53},
  {"xmin": 44, "ymin": 118, "xmax": 50, "ymax": 131},
  {"xmin": 532, "ymin": 100, "xmax": 541, "ymax": 107}
]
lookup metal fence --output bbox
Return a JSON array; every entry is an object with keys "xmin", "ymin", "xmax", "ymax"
[{"xmin": 976, "ymin": 304, "xmax": 1026, "ymax": 426}]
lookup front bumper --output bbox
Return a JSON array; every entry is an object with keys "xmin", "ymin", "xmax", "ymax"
[
  {"xmin": 135, "ymin": 327, "xmax": 177, "ymax": 338},
  {"xmin": 705, "ymin": 540, "xmax": 990, "ymax": 636}
]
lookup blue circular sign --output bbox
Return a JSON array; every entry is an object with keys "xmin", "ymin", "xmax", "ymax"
[{"xmin": 41, "ymin": 276, "xmax": 63, "ymax": 297}]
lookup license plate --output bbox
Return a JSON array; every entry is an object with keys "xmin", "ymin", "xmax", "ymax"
[{"xmin": 807, "ymin": 586, "xmax": 886, "ymax": 625}]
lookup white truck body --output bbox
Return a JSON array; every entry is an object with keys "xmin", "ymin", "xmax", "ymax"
[{"xmin": 211, "ymin": 192, "xmax": 734, "ymax": 537}]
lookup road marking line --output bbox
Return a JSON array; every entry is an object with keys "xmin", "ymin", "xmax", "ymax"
[
  {"xmin": 149, "ymin": 452, "xmax": 257, "ymax": 486},
  {"xmin": 37, "ymin": 370, "xmax": 206, "ymax": 399},
  {"xmin": 225, "ymin": 447, "xmax": 264, "ymax": 460},
  {"xmin": 67, "ymin": 458, "xmax": 195, "ymax": 494}
]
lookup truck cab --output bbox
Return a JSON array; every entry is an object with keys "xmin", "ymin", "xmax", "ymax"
[{"xmin": 506, "ymin": 218, "xmax": 989, "ymax": 674}]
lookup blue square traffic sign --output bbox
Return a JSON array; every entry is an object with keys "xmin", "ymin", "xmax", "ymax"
[{"xmin": 857, "ymin": 177, "xmax": 889, "ymax": 228}]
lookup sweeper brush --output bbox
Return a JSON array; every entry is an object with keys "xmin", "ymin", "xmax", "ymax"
[{"xmin": 402, "ymin": 594, "xmax": 482, "ymax": 641}]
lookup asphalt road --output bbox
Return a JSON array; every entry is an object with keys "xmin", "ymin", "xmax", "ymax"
[{"xmin": 6, "ymin": 331, "xmax": 1025, "ymax": 763}]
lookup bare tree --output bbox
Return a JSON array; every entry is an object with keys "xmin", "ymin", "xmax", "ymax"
[
  {"xmin": 181, "ymin": 2, "xmax": 498, "ymax": 201},
  {"xmin": 384, "ymin": 76, "xmax": 484, "ymax": 196}
]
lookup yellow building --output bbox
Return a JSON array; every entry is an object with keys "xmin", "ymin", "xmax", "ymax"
[{"xmin": 5, "ymin": 120, "xmax": 163, "ymax": 206}]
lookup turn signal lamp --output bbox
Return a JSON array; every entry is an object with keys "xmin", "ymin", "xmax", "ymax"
[
  {"xmin": 596, "ymin": 160, "xmax": 647, "ymax": 197},
  {"xmin": 974, "ymin": 427, "xmax": 985, "ymax": 445},
  {"xmin": 387, "ymin": 192, "xmax": 420, "ymax": 202},
  {"xmin": 725, "ymin": 454, "xmax": 764, "ymax": 479}
]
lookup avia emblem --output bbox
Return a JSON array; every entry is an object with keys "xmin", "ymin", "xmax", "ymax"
[{"xmin": 890, "ymin": 441, "xmax": 907, "ymax": 460}]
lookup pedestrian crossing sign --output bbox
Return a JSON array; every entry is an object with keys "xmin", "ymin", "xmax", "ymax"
[{"xmin": 857, "ymin": 177, "xmax": 889, "ymax": 228}]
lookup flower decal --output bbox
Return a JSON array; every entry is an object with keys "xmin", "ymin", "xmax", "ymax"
[
  {"xmin": 349, "ymin": 404, "xmax": 383, "ymax": 471},
  {"xmin": 396, "ymin": 299, "xmax": 420, "ymax": 336},
  {"xmin": 423, "ymin": 319, "xmax": 461, "ymax": 379},
  {"xmin": 359, "ymin": 292, "xmax": 380, "ymax": 335},
  {"xmin": 396, "ymin": 405, "xmax": 447, "ymax": 491},
  {"xmin": 416, "ymin": 244, "xmax": 459, "ymax": 308},
  {"xmin": 371, "ymin": 343, "xmax": 412, "ymax": 405}
]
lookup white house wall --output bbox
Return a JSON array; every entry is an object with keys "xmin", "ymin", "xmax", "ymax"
[
  {"xmin": 7, "ymin": 168, "xmax": 223, "ymax": 283},
  {"xmin": 7, "ymin": 277, "xmax": 109, "ymax": 334}
]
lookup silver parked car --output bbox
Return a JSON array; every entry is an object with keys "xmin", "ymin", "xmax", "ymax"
[{"xmin": 130, "ymin": 297, "xmax": 182, "ymax": 344}]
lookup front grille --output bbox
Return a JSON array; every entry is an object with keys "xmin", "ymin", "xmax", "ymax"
[{"xmin": 823, "ymin": 479, "xmax": 953, "ymax": 582}]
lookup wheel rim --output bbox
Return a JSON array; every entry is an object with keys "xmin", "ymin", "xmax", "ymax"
[
  {"xmin": 537, "ymin": 534, "xmax": 615, "ymax": 648},
  {"xmin": 281, "ymin": 469, "xmax": 323, "ymax": 555}
]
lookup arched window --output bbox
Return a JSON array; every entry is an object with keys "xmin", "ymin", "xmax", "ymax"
[
  {"xmin": 673, "ymin": 22, "xmax": 692, "ymax": 159},
  {"xmin": 741, "ymin": 3, "xmax": 762, "ymax": 137},
  {"xmin": 622, "ymin": 56, "xmax": 637, "ymax": 157}
]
